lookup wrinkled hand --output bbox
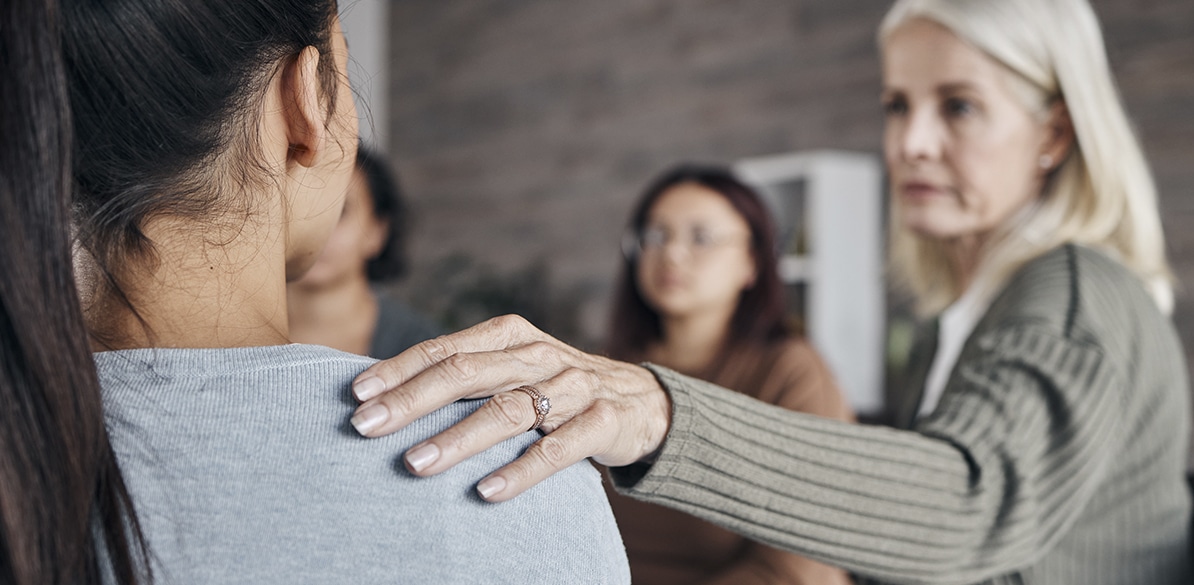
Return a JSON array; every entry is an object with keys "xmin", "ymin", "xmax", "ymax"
[{"xmin": 348, "ymin": 314, "xmax": 672, "ymax": 502}]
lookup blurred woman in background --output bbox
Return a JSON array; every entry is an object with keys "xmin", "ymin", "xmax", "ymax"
[
  {"xmin": 606, "ymin": 164, "xmax": 852, "ymax": 583},
  {"xmin": 289, "ymin": 146, "xmax": 443, "ymax": 357}
]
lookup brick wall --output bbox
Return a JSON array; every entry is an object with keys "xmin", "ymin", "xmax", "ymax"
[{"xmin": 383, "ymin": 1, "xmax": 1194, "ymax": 385}]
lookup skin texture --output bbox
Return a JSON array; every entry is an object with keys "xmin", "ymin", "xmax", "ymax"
[
  {"xmin": 288, "ymin": 168, "xmax": 386, "ymax": 355},
  {"xmin": 348, "ymin": 18, "xmax": 1074, "ymax": 506},
  {"xmin": 87, "ymin": 20, "xmax": 358, "ymax": 350},
  {"xmin": 637, "ymin": 182, "xmax": 755, "ymax": 374}
]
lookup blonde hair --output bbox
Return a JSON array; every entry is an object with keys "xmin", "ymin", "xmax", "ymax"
[{"xmin": 880, "ymin": 0, "xmax": 1173, "ymax": 315}]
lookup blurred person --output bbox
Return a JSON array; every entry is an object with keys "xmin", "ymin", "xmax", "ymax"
[
  {"xmin": 54, "ymin": 0, "xmax": 629, "ymax": 582},
  {"xmin": 289, "ymin": 146, "xmax": 443, "ymax": 357},
  {"xmin": 606, "ymin": 164, "xmax": 852, "ymax": 584},
  {"xmin": 349, "ymin": 0, "xmax": 1191, "ymax": 582}
]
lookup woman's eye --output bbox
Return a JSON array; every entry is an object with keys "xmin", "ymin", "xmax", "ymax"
[
  {"xmin": 882, "ymin": 97, "xmax": 907, "ymax": 116},
  {"xmin": 943, "ymin": 97, "xmax": 975, "ymax": 117},
  {"xmin": 691, "ymin": 229, "xmax": 716, "ymax": 248},
  {"xmin": 640, "ymin": 227, "xmax": 668, "ymax": 248}
]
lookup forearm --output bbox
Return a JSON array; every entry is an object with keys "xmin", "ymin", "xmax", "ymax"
[{"xmin": 612, "ymin": 330, "xmax": 1123, "ymax": 585}]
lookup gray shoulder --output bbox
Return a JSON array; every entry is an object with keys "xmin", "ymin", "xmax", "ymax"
[{"xmin": 983, "ymin": 245, "xmax": 1155, "ymax": 339}]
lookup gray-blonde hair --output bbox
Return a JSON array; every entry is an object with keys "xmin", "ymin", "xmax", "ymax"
[{"xmin": 880, "ymin": 0, "xmax": 1173, "ymax": 315}]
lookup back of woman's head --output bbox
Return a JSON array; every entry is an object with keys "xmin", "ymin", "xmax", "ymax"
[
  {"xmin": 2, "ymin": 0, "xmax": 146, "ymax": 583},
  {"xmin": 607, "ymin": 163, "xmax": 789, "ymax": 360},
  {"xmin": 881, "ymin": 0, "xmax": 1173, "ymax": 314},
  {"xmin": 63, "ymin": 0, "xmax": 341, "ymax": 295},
  {"xmin": 357, "ymin": 146, "xmax": 411, "ymax": 282}
]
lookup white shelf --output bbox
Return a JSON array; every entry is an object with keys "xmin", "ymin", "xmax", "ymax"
[{"xmin": 735, "ymin": 150, "xmax": 885, "ymax": 415}]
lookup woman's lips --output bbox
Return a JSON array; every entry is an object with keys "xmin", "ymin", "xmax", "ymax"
[
  {"xmin": 652, "ymin": 272, "xmax": 686, "ymax": 290},
  {"xmin": 900, "ymin": 180, "xmax": 948, "ymax": 201}
]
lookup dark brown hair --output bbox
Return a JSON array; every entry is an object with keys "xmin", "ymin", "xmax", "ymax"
[
  {"xmin": 0, "ymin": 0, "xmax": 147, "ymax": 582},
  {"xmin": 357, "ymin": 146, "xmax": 411, "ymax": 282},
  {"xmin": 607, "ymin": 163, "xmax": 791, "ymax": 361},
  {"xmin": 64, "ymin": 0, "xmax": 342, "ymax": 347}
]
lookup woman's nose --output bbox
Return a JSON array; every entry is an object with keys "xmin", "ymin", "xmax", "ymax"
[
  {"xmin": 660, "ymin": 237, "xmax": 689, "ymax": 262},
  {"xmin": 899, "ymin": 107, "xmax": 943, "ymax": 162}
]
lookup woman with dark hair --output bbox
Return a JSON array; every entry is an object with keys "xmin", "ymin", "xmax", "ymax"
[
  {"xmin": 0, "ymin": 1, "xmax": 147, "ymax": 583},
  {"xmin": 29, "ymin": 0, "xmax": 628, "ymax": 582},
  {"xmin": 605, "ymin": 164, "xmax": 852, "ymax": 584},
  {"xmin": 289, "ymin": 146, "xmax": 443, "ymax": 357}
]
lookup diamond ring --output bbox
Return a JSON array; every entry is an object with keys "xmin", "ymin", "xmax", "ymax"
[{"xmin": 512, "ymin": 385, "xmax": 551, "ymax": 432}]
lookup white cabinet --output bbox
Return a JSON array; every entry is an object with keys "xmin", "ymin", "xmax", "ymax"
[{"xmin": 735, "ymin": 150, "xmax": 885, "ymax": 415}]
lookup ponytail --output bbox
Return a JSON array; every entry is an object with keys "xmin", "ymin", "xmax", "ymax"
[{"xmin": 0, "ymin": 0, "xmax": 148, "ymax": 582}]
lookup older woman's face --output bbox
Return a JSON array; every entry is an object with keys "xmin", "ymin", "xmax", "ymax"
[{"xmin": 881, "ymin": 18, "xmax": 1053, "ymax": 243}]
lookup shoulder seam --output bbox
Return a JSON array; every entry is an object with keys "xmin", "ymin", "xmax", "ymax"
[{"xmin": 1064, "ymin": 244, "xmax": 1079, "ymax": 337}]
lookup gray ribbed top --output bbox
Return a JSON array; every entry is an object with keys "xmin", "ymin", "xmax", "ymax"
[
  {"xmin": 613, "ymin": 245, "xmax": 1191, "ymax": 584},
  {"xmin": 98, "ymin": 344, "xmax": 629, "ymax": 585}
]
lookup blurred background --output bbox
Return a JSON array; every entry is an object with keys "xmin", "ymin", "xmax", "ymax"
[{"xmin": 340, "ymin": 0, "xmax": 1193, "ymax": 425}]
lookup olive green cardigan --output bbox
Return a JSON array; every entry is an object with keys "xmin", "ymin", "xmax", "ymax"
[{"xmin": 612, "ymin": 245, "xmax": 1191, "ymax": 584}]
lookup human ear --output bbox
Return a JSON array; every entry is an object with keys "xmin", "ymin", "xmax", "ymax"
[
  {"xmin": 1039, "ymin": 100, "xmax": 1075, "ymax": 172},
  {"xmin": 280, "ymin": 46, "xmax": 326, "ymax": 169}
]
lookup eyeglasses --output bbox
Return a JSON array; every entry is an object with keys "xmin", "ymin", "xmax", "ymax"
[{"xmin": 622, "ymin": 225, "xmax": 749, "ymax": 260}]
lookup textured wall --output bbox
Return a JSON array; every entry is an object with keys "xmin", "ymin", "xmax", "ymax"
[{"xmin": 383, "ymin": 0, "xmax": 1194, "ymax": 377}]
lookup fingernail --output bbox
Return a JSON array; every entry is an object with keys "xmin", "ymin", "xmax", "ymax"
[
  {"xmin": 353, "ymin": 376, "xmax": 386, "ymax": 401},
  {"xmin": 405, "ymin": 443, "xmax": 440, "ymax": 472},
  {"xmin": 350, "ymin": 404, "xmax": 389, "ymax": 436},
  {"xmin": 477, "ymin": 476, "xmax": 506, "ymax": 500}
]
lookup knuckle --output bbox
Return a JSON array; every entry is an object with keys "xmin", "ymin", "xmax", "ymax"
[
  {"xmin": 380, "ymin": 390, "xmax": 417, "ymax": 421},
  {"xmin": 439, "ymin": 428, "xmax": 471, "ymax": 456},
  {"xmin": 489, "ymin": 392, "xmax": 531, "ymax": 430},
  {"xmin": 441, "ymin": 353, "xmax": 479, "ymax": 385},
  {"xmin": 585, "ymin": 400, "xmax": 619, "ymax": 429},
  {"xmin": 418, "ymin": 336, "xmax": 455, "ymax": 361},
  {"xmin": 524, "ymin": 340, "xmax": 557, "ymax": 363},
  {"xmin": 556, "ymin": 366, "xmax": 594, "ymax": 389},
  {"xmin": 530, "ymin": 435, "xmax": 570, "ymax": 468},
  {"xmin": 492, "ymin": 314, "xmax": 527, "ymax": 332}
]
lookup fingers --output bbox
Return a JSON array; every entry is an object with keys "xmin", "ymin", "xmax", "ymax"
[
  {"xmin": 402, "ymin": 390, "xmax": 537, "ymax": 476},
  {"xmin": 474, "ymin": 409, "xmax": 613, "ymax": 502},
  {"xmin": 351, "ymin": 340, "xmax": 574, "ymax": 437},
  {"xmin": 399, "ymin": 366, "xmax": 594, "ymax": 474},
  {"xmin": 352, "ymin": 314, "xmax": 550, "ymax": 402}
]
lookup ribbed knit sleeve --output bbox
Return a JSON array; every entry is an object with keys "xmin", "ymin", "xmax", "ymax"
[{"xmin": 610, "ymin": 246, "xmax": 1191, "ymax": 585}]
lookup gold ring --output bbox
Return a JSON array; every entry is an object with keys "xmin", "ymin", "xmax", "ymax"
[{"xmin": 512, "ymin": 385, "xmax": 551, "ymax": 432}]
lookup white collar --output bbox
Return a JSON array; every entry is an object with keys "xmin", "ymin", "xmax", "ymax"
[{"xmin": 917, "ymin": 267, "xmax": 1002, "ymax": 420}]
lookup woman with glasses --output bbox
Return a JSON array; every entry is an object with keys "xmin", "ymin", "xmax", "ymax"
[{"xmin": 605, "ymin": 164, "xmax": 853, "ymax": 584}]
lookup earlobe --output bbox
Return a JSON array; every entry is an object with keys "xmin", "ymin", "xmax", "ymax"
[
  {"xmin": 281, "ymin": 46, "xmax": 325, "ymax": 169},
  {"xmin": 1041, "ymin": 100, "xmax": 1075, "ymax": 172}
]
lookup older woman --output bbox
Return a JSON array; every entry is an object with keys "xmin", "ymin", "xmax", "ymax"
[{"xmin": 350, "ymin": 0, "xmax": 1191, "ymax": 582}]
